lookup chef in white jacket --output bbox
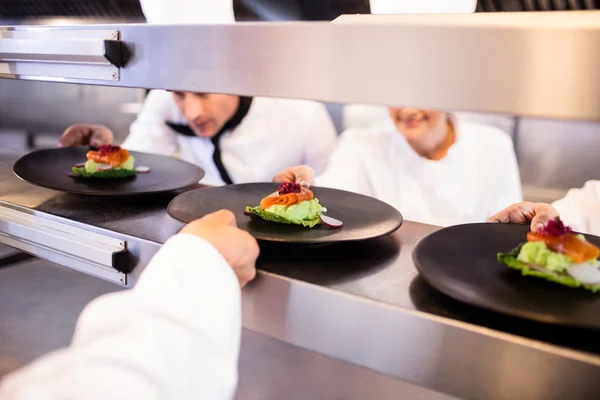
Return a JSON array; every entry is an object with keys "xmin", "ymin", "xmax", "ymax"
[
  {"xmin": 489, "ymin": 181, "xmax": 600, "ymax": 236},
  {"xmin": 0, "ymin": 210, "xmax": 258, "ymax": 399},
  {"xmin": 59, "ymin": 0, "xmax": 338, "ymax": 186},
  {"xmin": 60, "ymin": 91, "xmax": 338, "ymax": 186},
  {"xmin": 275, "ymin": 108, "xmax": 523, "ymax": 226},
  {"xmin": 0, "ymin": 3, "xmax": 258, "ymax": 398}
]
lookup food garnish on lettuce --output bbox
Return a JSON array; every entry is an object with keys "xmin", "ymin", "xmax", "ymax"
[
  {"xmin": 245, "ymin": 182, "xmax": 323, "ymax": 228},
  {"xmin": 498, "ymin": 218, "xmax": 600, "ymax": 292},
  {"xmin": 71, "ymin": 145, "xmax": 137, "ymax": 179}
]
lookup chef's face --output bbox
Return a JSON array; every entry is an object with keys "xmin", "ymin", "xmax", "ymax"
[
  {"xmin": 388, "ymin": 108, "xmax": 447, "ymax": 142},
  {"xmin": 172, "ymin": 92, "xmax": 240, "ymax": 138}
]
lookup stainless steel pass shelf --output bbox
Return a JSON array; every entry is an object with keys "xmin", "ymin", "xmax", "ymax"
[
  {"xmin": 0, "ymin": 28, "xmax": 123, "ymax": 81},
  {"xmin": 0, "ymin": 11, "xmax": 599, "ymax": 120},
  {"xmin": 0, "ymin": 201, "xmax": 128, "ymax": 284},
  {"xmin": 1, "ymin": 155, "xmax": 600, "ymax": 399}
]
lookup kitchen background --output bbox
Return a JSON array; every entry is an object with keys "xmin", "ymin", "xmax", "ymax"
[{"xmin": 1, "ymin": 0, "xmax": 599, "ymax": 203}]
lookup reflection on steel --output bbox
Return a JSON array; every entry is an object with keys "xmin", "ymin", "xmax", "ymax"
[
  {"xmin": 243, "ymin": 272, "xmax": 600, "ymax": 399},
  {"xmin": 238, "ymin": 329, "xmax": 459, "ymax": 400},
  {"xmin": 0, "ymin": 11, "xmax": 599, "ymax": 119},
  {"xmin": 0, "ymin": 201, "xmax": 129, "ymax": 284},
  {"xmin": 0, "ymin": 28, "xmax": 120, "ymax": 80}
]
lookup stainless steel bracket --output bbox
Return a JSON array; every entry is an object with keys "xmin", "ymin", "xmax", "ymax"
[
  {"xmin": 0, "ymin": 202, "xmax": 128, "ymax": 285},
  {"xmin": 0, "ymin": 28, "xmax": 123, "ymax": 81}
]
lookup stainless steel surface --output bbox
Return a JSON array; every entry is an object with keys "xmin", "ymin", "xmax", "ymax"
[
  {"xmin": 516, "ymin": 117, "xmax": 600, "ymax": 190},
  {"xmin": 237, "ymin": 330, "xmax": 458, "ymax": 400},
  {"xmin": 0, "ymin": 81, "xmax": 140, "ymax": 142},
  {"xmin": 0, "ymin": 156, "xmax": 167, "ymax": 288},
  {"xmin": 0, "ymin": 28, "xmax": 120, "ymax": 81},
  {"xmin": 0, "ymin": 243, "xmax": 30, "ymax": 267},
  {"xmin": 0, "ymin": 257, "xmax": 452, "ymax": 399},
  {"xmin": 1, "ymin": 11, "xmax": 600, "ymax": 119},
  {"xmin": 0, "ymin": 202, "xmax": 128, "ymax": 285},
  {"xmin": 0, "ymin": 258, "xmax": 122, "ymax": 375},
  {"xmin": 0, "ymin": 244, "xmax": 19, "ymax": 260},
  {"xmin": 243, "ymin": 273, "xmax": 600, "ymax": 400},
  {"xmin": 2, "ymin": 153, "xmax": 600, "ymax": 398}
]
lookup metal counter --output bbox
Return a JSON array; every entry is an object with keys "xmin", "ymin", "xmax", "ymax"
[
  {"xmin": 2, "ymin": 153, "xmax": 600, "ymax": 399},
  {"xmin": 0, "ymin": 257, "xmax": 453, "ymax": 400},
  {"xmin": 3, "ymin": 12, "xmax": 600, "ymax": 120}
]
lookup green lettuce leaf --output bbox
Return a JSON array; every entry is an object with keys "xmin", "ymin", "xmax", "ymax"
[
  {"xmin": 516, "ymin": 241, "xmax": 573, "ymax": 272},
  {"xmin": 245, "ymin": 206, "xmax": 321, "ymax": 228},
  {"xmin": 498, "ymin": 243, "xmax": 600, "ymax": 293},
  {"xmin": 72, "ymin": 166, "xmax": 137, "ymax": 179}
]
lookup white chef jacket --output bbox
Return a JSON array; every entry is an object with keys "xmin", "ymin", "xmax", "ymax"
[
  {"xmin": 121, "ymin": 91, "xmax": 338, "ymax": 186},
  {"xmin": 140, "ymin": 0, "xmax": 235, "ymax": 24},
  {"xmin": 552, "ymin": 181, "xmax": 600, "ymax": 236},
  {"xmin": 369, "ymin": 0, "xmax": 477, "ymax": 14},
  {"xmin": 316, "ymin": 118, "xmax": 523, "ymax": 227},
  {"xmin": 0, "ymin": 234, "xmax": 241, "ymax": 400}
]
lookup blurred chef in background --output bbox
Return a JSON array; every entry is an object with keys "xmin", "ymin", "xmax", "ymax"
[
  {"xmin": 489, "ymin": 181, "xmax": 600, "ymax": 236},
  {"xmin": 274, "ymin": 108, "xmax": 522, "ymax": 227},
  {"xmin": 59, "ymin": 0, "xmax": 337, "ymax": 186},
  {"xmin": 60, "ymin": 92, "xmax": 337, "ymax": 186}
]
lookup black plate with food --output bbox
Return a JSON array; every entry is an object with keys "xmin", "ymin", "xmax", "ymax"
[
  {"xmin": 167, "ymin": 182, "xmax": 403, "ymax": 244},
  {"xmin": 13, "ymin": 146, "xmax": 205, "ymax": 196},
  {"xmin": 413, "ymin": 222, "xmax": 600, "ymax": 329}
]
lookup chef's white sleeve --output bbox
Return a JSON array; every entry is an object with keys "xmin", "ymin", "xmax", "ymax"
[
  {"xmin": 315, "ymin": 129, "xmax": 373, "ymax": 195},
  {"xmin": 120, "ymin": 91, "xmax": 179, "ymax": 156},
  {"xmin": 552, "ymin": 181, "xmax": 600, "ymax": 236},
  {"xmin": 488, "ymin": 135, "xmax": 523, "ymax": 217},
  {"xmin": 303, "ymin": 104, "xmax": 338, "ymax": 175},
  {"xmin": 0, "ymin": 234, "xmax": 241, "ymax": 400}
]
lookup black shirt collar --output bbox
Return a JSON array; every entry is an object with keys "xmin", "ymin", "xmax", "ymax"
[
  {"xmin": 165, "ymin": 96, "xmax": 253, "ymax": 185},
  {"xmin": 165, "ymin": 96, "xmax": 253, "ymax": 138}
]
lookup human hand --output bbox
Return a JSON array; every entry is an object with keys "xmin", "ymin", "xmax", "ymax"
[
  {"xmin": 487, "ymin": 202, "xmax": 560, "ymax": 233},
  {"xmin": 59, "ymin": 124, "xmax": 114, "ymax": 147},
  {"xmin": 180, "ymin": 210, "xmax": 259, "ymax": 288},
  {"xmin": 272, "ymin": 165, "xmax": 315, "ymax": 188}
]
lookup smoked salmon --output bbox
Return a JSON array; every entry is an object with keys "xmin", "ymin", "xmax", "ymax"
[
  {"xmin": 527, "ymin": 231, "xmax": 600, "ymax": 264},
  {"xmin": 87, "ymin": 145, "xmax": 130, "ymax": 167},
  {"xmin": 260, "ymin": 187, "xmax": 314, "ymax": 209}
]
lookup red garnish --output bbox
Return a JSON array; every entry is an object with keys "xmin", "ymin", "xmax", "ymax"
[
  {"xmin": 97, "ymin": 145, "xmax": 121, "ymax": 155},
  {"xmin": 527, "ymin": 217, "xmax": 600, "ymax": 263},
  {"xmin": 321, "ymin": 215, "xmax": 343, "ymax": 229},
  {"xmin": 540, "ymin": 217, "xmax": 572, "ymax": 236},
  {"xmin": 277, "ymin": 182, "xmax": 302, "ymax": 195}
]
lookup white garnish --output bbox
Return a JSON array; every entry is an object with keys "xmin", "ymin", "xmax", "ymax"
[{"xmin": 567, "ymin": 263, "xmax": 600, "ymax": 285}]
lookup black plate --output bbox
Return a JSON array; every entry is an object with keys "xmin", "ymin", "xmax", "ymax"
[
  {"xmin": 13, "ymin": 147, "xmax": 205, "ymax": 196},
  {"xmin": 413, "ymin": 223, "xmax": 600, "ymax": 329},
  {"xmin": 167, "ymin": 183, "xmax": 403, "ymax": 244}
]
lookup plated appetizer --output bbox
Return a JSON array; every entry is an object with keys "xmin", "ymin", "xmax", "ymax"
[
  {"xmin": 498, "ymin": 218, "xmax": 600, "ymax": 292},
  {"xmin": 70, "ymin": 145, "xmax": 149, "ymax": 179},
  {"xmin": 245, "ymin": 182, "xmax": 327, "ymax": 228}
]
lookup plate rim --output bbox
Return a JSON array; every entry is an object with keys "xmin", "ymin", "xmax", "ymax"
[
  {"xmin": 13, "ymin": 147, "xmax": 205, "ymax": 196},
  {"xmin": 166, "ymin": 183, "xmax": 404, "ymax": 244},
  {"xmin": 412, "ymin": 222, "xmax": 600, "ymax": 329}
]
